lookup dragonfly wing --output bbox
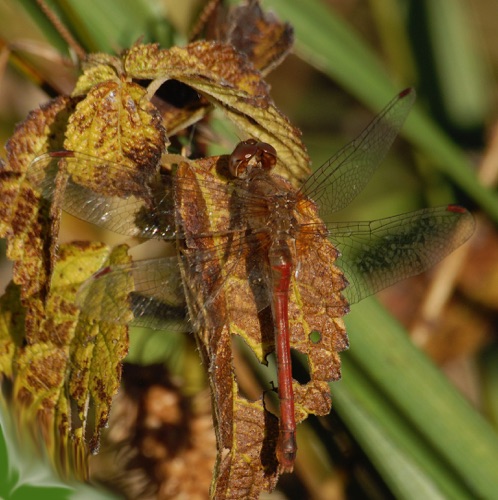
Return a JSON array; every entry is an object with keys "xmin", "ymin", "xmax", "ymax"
[
  {"xmin": 27, "ymin": 152, "xmax": 242, "ymax": 240},
  {"xmin": 301, "ymin": 88, "xmax": 416, "ymax": 217},
  {"xmin": 62, "ymin": 178, "xmax": 179, "ymax": 238},
  {"xmin": 328, "ymin": 206, "xmax": 475, "ymax": 304},
  {"xmin": 76, "ymin": 235, "xmax": 267, "ymax": 332},
  {"xmin": 182, "ymin": 233, "xmax": 272, "ymax": 332},
  {"xmin": 27, "ymin": 152, "xmax": 180, "ymax": 239},
  {"xmin": 76, "ymin": 256, "xmax": 188, "ymax": 331}
]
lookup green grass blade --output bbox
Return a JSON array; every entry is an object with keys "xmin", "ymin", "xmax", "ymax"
[
  {"xmin": 333, "ymin": 298, "xmax": 498, "ymax": 499},
  {"xmin": 54, "ymin": 0, "xmax": 174, "ymax": 53},
  {"xmin": 332, "ymin": 377, "xmax": 461, "ymax": 499},
  {"xmin": 16, "ymin": 0, "xmax": 176, "ymax": 54},
  {"xmin": 426, "ymin": 1, "xmax": 488, "ymax": 128}
]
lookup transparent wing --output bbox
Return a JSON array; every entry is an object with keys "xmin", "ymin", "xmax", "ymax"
[
  {"xmin": 26, "ymin": 152, "xmax": 180, "ymax": 239},
  {"xmin": 300, "ymin": 88, "xmax": 416, "ymax": 216},
  {"xmin": 26, "ymin": 151, "xmax": 270, "ymax": 240},
  {"xmin": 75, "ymin": 206, "xmax": 474, "ymax": 329},
  {"xmin": 327, "ymin": 205, "xmax": 475, "ymax": 304},
  {"xmin": 75, "ymin": 232, "xmax": 272, "ymax": 331},
  {"xmin": 76, "ymin": 256, "xmax": 187, "ymax": 331}
]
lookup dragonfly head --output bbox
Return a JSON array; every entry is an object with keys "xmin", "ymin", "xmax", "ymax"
[{"xmin": 229, "ymin": 138, "xmax": 277, "ymax": 178}]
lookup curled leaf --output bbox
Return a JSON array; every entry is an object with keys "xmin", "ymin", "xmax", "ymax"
[
  {"xmin": 73, "ymin": 53, "xmax": 124, "ymax": 96},
  {"xmin": 124, "ymin": 42, "xmax": 309, "ymax": 182}
]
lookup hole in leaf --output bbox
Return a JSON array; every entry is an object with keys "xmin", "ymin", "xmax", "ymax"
[
  {"xmin": 263, "ymin": 385, "xmax": 279, "ymax": 417},
  {"xmin": 309, "ymin": 330, "xmax": 322, "ymax": 343},
  {"xmin": 230, "ymin": 337, "xmax": 313, "ymax": 416},
  {"xmin": 136, "ymin": 78, "xmax": 202, "ymax": 108},
  {"xmin": 291, "ymin": 349, "xmax": 311, "ymax": 384},
  {"xmin": 261, "ymin": 350, "xmax": 311, "ymax": 416},
  {"xmin": 231, "ymin": 334, "xmax": 272, "ymax": 402}
]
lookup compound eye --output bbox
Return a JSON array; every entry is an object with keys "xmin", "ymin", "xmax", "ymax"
[
  {"xmin": 229, "ymin": 140, "xmax": 259, "ymax": 177},
  {"xmin": 228, "ymin": 139, "xmax": 277, "ymax": 177},
  {"xmin": 258, "ymin": 142, "xmax": 277, "ymax": 170}
]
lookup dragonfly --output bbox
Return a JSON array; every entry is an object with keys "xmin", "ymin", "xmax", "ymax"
[{"xmin": 29, "ymin": 88, "xmax": 475, "ymax": 472}]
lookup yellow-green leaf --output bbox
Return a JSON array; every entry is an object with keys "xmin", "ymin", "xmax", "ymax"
[
  {"xmin": 0, "ymin": 283, "xmax": 25, "ymax": 379},
  {"xmin": 73, "ymin": 53, "xmax": 123, "ymax": 96},
  {"xmin": 11, "ymin": 241, "xmax": 131, "ymax": 478},
  {"xmin": 64, "ymin": 80, "xmax": 167, "ymax": 194}
]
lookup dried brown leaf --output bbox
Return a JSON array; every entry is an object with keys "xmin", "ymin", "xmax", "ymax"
[
  {"xmin": 203, "ymin": 0, "xmax": 294, "ymax": 75},
  {"xmin": 213, "ymin": 396, "xmax": 280, "ymax": 498},
  {"xmin": 174, "ymin": 154, "xmax": 348, "ymax": 495},
  {"xmin": 174, "ymin": 155, "xmax": 279, "ymax": 494},
  {"xmin": 90, "ymin": 366, "xmax": 217, "ymax": 498}
]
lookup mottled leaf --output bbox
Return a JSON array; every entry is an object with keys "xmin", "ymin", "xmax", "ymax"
[
  {"xmin": 73, "ymin": 53, "xmax": 124, "ymax": 96},
  {"xmin": 0, "ymin": 282, "xmax": 25, "ymax": 380},
  {"xmin": 213, "ymin": 396, "xmax": 280, "ymax": 497},
  {"xmin": 12, "ymin": 242, "xmax": 131, "ymax": 477},
  {"xmin": 64, "ymin": 79, "xmax": 167, "ymax": 195},
  {"xmin": 175, "ymin": 154, "xmax": 348, "ymax": 494},
  {"xmin": 0, "ymin": 96, "xmax": 77, "ymax": 300}
]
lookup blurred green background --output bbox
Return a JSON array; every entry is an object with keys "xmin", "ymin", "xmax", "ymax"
[{"xmin": 1, "ymin": 0, "xmax": 498, "ymax": 498}]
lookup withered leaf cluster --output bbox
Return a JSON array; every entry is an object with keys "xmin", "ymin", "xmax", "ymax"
[{"xmin": 0, "ymin": 2, "xmax": 349, "ymax": 497}]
